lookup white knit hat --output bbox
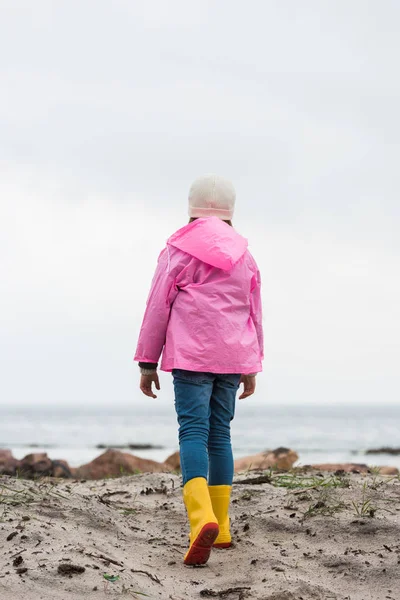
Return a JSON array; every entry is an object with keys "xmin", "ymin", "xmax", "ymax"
[{"xmin": 188, "ymin": 174, "xmax": 236, "ymax": 220}]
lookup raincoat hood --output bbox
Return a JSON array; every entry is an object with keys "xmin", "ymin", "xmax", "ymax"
[{"xmin": 167, "ymin": 217, "xmax": 248, "ymax": 271}]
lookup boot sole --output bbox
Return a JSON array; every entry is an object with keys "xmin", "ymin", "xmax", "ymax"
[
  {"xmin": 213, "ymin": 542, "xmax": 231, "ymax": 549},
  {"xmin": 184, "ymin": 522, "xmax": 219, "ymax": 566}
]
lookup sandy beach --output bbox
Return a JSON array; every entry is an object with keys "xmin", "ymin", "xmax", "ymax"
[{"xmin": 1, "ymin": 469, "xmax": 399, "ymax": 600}]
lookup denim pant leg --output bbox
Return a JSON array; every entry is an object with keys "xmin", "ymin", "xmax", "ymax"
[
  {"xmin": 173, "ymin": 370, "xmax": 214, "ymax": 485},
  {"xmin": 208, "ymin": 374, "xmax": 241, "ymax": 486}
]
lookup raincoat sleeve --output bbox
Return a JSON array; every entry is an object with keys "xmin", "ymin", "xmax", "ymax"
[
  {"xmin": 250, "ymin": 270, "xmax": 264, "ymax": 360},
  {"xmin": 134, "ymin": 248, "xmax": 179, "ymax": 365}
]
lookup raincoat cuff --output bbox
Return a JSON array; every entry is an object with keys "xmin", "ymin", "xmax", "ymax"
[{"xmin": 138, "ymin": 361, "xmax": 158, "ymax": 369}]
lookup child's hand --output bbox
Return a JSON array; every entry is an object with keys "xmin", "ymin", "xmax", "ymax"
[
  {"xmin": 239, "ymin": 375, "xmax": 256, "ymax": 399},
  {"xmin": 140, "ymin": 373, "xmax": 161, "ymax": 398}
]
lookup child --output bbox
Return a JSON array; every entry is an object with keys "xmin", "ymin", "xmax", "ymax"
[{"xmin": 134, "ymin": 174, "xmax": 263, "ymax": 566}]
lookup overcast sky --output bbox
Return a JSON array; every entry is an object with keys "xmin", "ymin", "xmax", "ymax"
[{"xmin": 1, "ymin": 0, "xmax": 399, "ymax": 407}]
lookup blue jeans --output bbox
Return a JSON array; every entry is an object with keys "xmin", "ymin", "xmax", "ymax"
[{"xmin": 172, "ymin": 370, "xmax": 241, "ymax": 486}]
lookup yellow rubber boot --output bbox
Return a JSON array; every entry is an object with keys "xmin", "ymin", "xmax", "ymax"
[
  {"xmin": 209, "ymin": 485, "xmax": 232, "ymax": 548},
  {"xmin": 183, "ymin": 477, "xmax": 219, "ymax": 566}
]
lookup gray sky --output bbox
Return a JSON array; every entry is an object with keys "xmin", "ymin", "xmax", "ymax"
[{"xmin": 1, "ymin": 0, "xmax": 399, "ymax": 407}]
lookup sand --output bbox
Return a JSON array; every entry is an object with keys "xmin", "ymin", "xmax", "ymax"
[{"xmin": 1, "ymin": 470, "xmax": 399, "ymax": 600}]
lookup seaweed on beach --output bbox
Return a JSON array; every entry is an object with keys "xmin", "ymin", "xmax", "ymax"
[
  {"xmin": 234, "ymin": 470, "xmax": 350, "ymax": 491},
  {"xmin": 271, "ymin": 471, "xmax": 350, "ymax": 491}
]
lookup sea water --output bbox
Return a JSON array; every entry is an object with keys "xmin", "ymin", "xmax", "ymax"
[{"xmin": 0, "ymin": 402, "xmax": 399, "ymax": 469}]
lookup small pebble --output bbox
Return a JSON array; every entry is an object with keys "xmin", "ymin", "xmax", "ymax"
[{"xmin": 13, "ymin": 556, "xmax": 23, "ymax": 567}]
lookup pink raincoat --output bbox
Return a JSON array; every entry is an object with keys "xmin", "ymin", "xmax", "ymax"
[{"xmin": 134, "ymin": 217, "xmax": 263, "ymax": 374}]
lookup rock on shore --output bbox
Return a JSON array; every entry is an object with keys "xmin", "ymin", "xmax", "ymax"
[
  {"xmin": 234, "ymin": 447, "xmax": 299, "ymax": 471},
  {"xmin": 1, "ymin": 448, "xmax": 398, "ymax": 480},
  {"xmin": 309, "ymin": 463, "xmax": 399, "ymax": 476},
  {"xmin": 0, "ymin": 449, "xmax": 174, "ymax": 480},
  {"xmin": 74, "ymin": 449, "xmax": 173, "ymax": 479},
  {"xmin": 1, "ymin": 447, "xmax": 300, "ymax": 480},
  {"xmin": 366, "ymin": 447, "xmax": 400, "ymax": 455}
]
